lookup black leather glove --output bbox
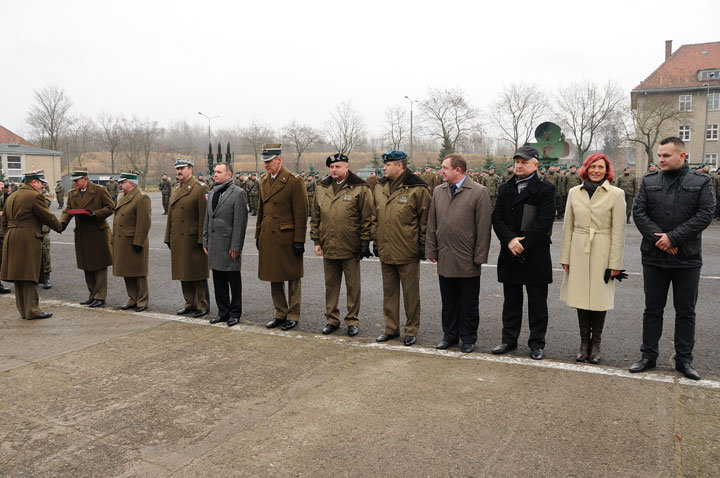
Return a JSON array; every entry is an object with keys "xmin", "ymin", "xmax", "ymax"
[
  {"xmin": 132, "ymin": 244, "xmax": 143, "ymax": 253},
  {"xmin": 355, "ymin": 244, "xmax": 371, "ymax": 261},
  {"xmin": 197, "ymin": 242, "xmax": 204, "ymax": 250},
  {"xmin": 61, "ymin": 222, "xmax": 68, "ymax": 233},
  {"xmin": 418, "ymin": 243, "xmax": 426, "ymax": 261},
  {"xmin": 292, "ymin": 242, "xmax": 305, "ymax": 256},
  {"xmin": 87, "ymin": 209, "xmax": 96, "ymax": 217},
  {"xmin": 604, "ymin": 269, "xmax": 629, "ymax": 284},
  {"xmin": 372, "ymin": 242, "xmax": 379, "ymax": 257}
]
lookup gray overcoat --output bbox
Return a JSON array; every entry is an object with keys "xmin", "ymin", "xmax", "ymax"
[{"xmin": 203, "ymin": 182, "xmax": 248, "ymax": 271}]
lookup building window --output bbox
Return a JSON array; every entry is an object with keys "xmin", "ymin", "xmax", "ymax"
[
  {"xmin": 698, "ymin": 69, "xmax": 720, "ymax": 81},
  {"xmin": 707, "ymin": 124, "xmax": 719, "ymax": 141},
  {"xmin": 679, "ymin": 125, "xmax": 691, "ymax": 141},
  {"xmin": 679, "ymin": 94, "xmax": 692, "ymax": 112},
  {"xmin": 710, "ymin": 93, "xmax": 720, "ymax": 111},
  {"xmin": 705, "ymin": 153, "xmax": 718, "ymax": 167},
  {"xmin": 6, "ymin": 155, "xmax": 23, "ymax": 181}
]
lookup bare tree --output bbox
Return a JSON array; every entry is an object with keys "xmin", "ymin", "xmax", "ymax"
[
  {"xmin": 25, "ymin": 85, "xmax": 73, "ymax": 151},
  {"xmin": 238, "ymin": 121, "xmax": 275, "ymax": 172},
  {"xmin": 120, "ymin": 117, "xmax": 144, "ymax": 180},
  {"xmin": 282, "ymin": 119, "xmax": 319, "ymax": 171},
  {"xmin": 325, "ymin": 101, "xmax": 367, "ymax": 155},
  {"xmin": 97, "ymin": 113, "xmax": 123, "ymax": 173},
  {"xmin": 491, "ymin": 82, "xmax": 548, "ymax": 153},
  {"xmin": 420, "ymin": 87, "xmax": 479, "ymax": 161},
  {"xmin": 383, "ymin": 105, "xmax": 409, "ymax": 150},
  {"xmin": 136, "ymin": 119, "xmax": 163, "ymax": 189},
  {"xmin": 67, "ymin": 116, "xmax": 95, "ymax": 169},
  {"xmin": 622, "ymin": 96, "xmax": 688, "ymax": 173},
  {"xmin": 554, "ymin": 80, "xmax": 624, "ymax": 161}
]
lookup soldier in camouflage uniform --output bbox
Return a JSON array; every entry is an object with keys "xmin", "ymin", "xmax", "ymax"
[
  {"xmin": 543, "ymin": 165, "xmax": 559, "ymax": 219},
  {"xmin": 502, "ymin": 163, "xmax": 514, "ymax": 184},
  {"xmin": 482, "ymin": 166, "xmax": 501, "ymax": 209},
  {"xmin": 366, "ymin": 171, "xmax": 378, "ymax": 192},
  {"xmin": 234, "ymin": 172, "xmax": 246, "ymax": 189},
  {"xmin": 158, "ymin": 174, "xmax": 172, "ymax": 215},
  {"xmin": 245, "ymin": 173, "xmax": 259, "ymax": 215},
  {"xmin": 614, "ymin": 166, "xmax": 638, "ymax": 224},
  {"xmin": 306, "ymin": 175, "xmax": 316, "ymax": 216},
  {"xmin": 563, "ymin": 164, "xmax": 582, "ymax": 214},
  {"xmin": 55, "ymin": 180, "xmax": 65, "ymax": 209},
  {"xmin": 0, "ymin": 181, "xmax": 10, "ymax": 293},
  {"xmin": 421, "ymin": 165, "xmax": 437, "ymax": 193},
  {"xmin": 40, "ymin": 195, "xmax": 53, "ymax": 289},
  {"xmin": 556, "ymin": 166, "xmax": 568, "ymax": 219},
  {"xmin": 106, "ymin": 177, "xmax": 120, "ymax": 205}
]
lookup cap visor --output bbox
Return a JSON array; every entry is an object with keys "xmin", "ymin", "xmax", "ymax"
[{"xmin": 261, "ymin": 154, "xmax": 277, "ymax": 162}]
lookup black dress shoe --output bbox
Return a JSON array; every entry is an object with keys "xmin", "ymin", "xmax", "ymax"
[
  {"xmin": 280, "ymin": 320, "xmax": 298, "ymax": 331},
  {"xmin": 80, "ymin": 298, "xmax": 94, "ymax": 305},
  {"xmin": 210, "ymin": 316, "xmax": 228, "ymax": 324},
  {"xmin": 676, "ymin": 362, "xmax": 701, "ymax": 381},
  {"xmin": 227, "ymin": 317, "xmax": 240, "ymax": 327},
  {"xmin": 266, "ymin": 318, "xmax": 285, "ymax": 328},
  {"xmin": 376, "ymin": 333, "xmax": 400, "ymax": 343},
  {"xmin": 491, "ymin": 343, "xmax": 517, "ymax": 355},
  {"xmin": 192, "ymin": 309, "xmax": 209, "ymax": 318},
  {"xmin": 629, "ymin": 358, "xmax": 656, "ymax": 373},
  {"xmin": 29, "ymin": 312, "xmax": 52, "ymax": 320},
  {"xmin": 436, "ymin": 340, "xmax": 458, "ymax": 350},
  {"xmin": 461, "ymin": 343, "xmax": 474, "ymax": 353},
  {"xmin": 176, "ymin": 308, "xmax": 196, "ymax": 315},
  {"xmin": 531, "ymin": 348, "xmax": 544, "ymax": 360},
  {"xmin": 42, "ymin": 280, "xmax": 52, "ymax": 290},
  {"xmin": 89, "ymin": 299, "xmax": 105, "ymax": 308},
  {"xmin": 322, "ymin": 323, "xmax": 339, "ymax": 335},
  {"xmin": 0, "ymin": 283, "xmax": 11, "ymax": 294},
  {"xmin": 404, "ymin": 336, "xmax": 416, "ymax": 346},
  {"xmin": 347, "ymin": 325, "xmax": 359, "ymax": 337},
  {"xmin": 119, "ymin": 304, "xmax": 135, "ymax": 310},
  {"xmin": 134, "ymin": 306, "xmax": 147, "ymax": 312}
]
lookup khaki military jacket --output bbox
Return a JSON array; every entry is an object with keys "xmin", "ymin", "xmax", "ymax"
[
  {"xmin": 164, "ymin": 176, "xmax": 209, "ymax": 281},
  {"xmin": 372, "ymin": 169, "xmax": 431, "ymax": 265},
  {"xmin": 1, "ymin": 184, "xmax": 62, "ymax": 282},
  {"xmin": 255, "ymin": 167, "xmax": 309, "ymax": 282},
  {"xmin": 112, "ymin": 186, "xmax": 151, "ymax": 277},
  {"xmin": 61, "ymin": 181, "xmax": 114, "ymax": 271},
  {"xmin": 310, "ymin": 171, "xmax": 375, "ymax": 260}
]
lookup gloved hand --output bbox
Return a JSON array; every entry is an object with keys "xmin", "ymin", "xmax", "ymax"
[
  {"xmin": 418, "ymin": 243, "xmax": 426, "ymax": 261},
  {"xmin": 197, "ymin": 242, "xmax": 204, "ymax": 250},
  {"xmin": 61, "ymin": 222, "xmax": 68, "ymax": 233},
  {"xmin": 372, "ymin": 242, "xmax": 379, "ymax": 257},
  {"xmin": 292, "ymin": 242, "xmax": 305, "ymax": 256},
  {"xmin": 86, "ymin": 209, "xmax": 96, "ymax": 217},
  {"xmin": 604, "ymin": 269, "xmax": 629, "ymax": 284},
  {"xmin": 132, "ymin": 244, "xmax": 143, "ymax": 253},
  {"xmin": 355, "ymin": 244, "xmax": 371, "ymax": 261}
]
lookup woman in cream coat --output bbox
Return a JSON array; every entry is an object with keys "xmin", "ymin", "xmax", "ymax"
[{"xmin": 560, "ymin": 153, "xmax": 626, "ymax": 364}]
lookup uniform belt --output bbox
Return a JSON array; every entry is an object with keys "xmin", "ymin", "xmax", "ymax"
[
  {"xmin": 573, "ymin": 227, "xmax": 611, "ymax": 253},
  {"xmin": 5, "ymin": 220, "xmax": 30, "ymax": 229}
]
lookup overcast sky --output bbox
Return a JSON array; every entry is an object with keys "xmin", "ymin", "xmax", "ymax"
[{"xmin": 3, "ymin": 0, "xmax": 718, "ymax": 139}]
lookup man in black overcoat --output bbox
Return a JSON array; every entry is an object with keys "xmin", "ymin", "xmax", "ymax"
[{"xmin": 491, "ymin": 145, "xmax": 556, "ymax": 360}]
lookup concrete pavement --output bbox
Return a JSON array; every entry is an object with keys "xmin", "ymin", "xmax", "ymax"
[{"xmin": 1, "ymin": 295, "xmax": 719, "ymax": 476}]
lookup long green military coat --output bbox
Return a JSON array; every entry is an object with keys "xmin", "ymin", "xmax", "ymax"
[
  {"xmin": 164, "ymin": 176, "xmax": 209, "ymax": 281},
  {"xmin": 61, "ymin": 181, "xmax": 114, "ymax": 271},
  {"xmin": 112, "ymin": 186, "xmax": 151, "ymax": 277},
  {"xmin": 255, "ymin": 166, "xmax": 308, "ymax": 282},
  {"xmin": 1, "ymin": 184, "xmax": 63, "ymax": 282}
]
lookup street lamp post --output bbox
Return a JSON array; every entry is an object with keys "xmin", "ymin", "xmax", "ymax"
[
  {"xmin": 198, "ymin": 111, "xmax": 220, "ymax": 173},
  {"xmin": 404, "ymin": 96, "xmax": 417, "ymax": 164}
]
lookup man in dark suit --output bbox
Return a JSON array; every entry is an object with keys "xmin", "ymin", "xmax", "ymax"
[
  {"xmin": 491, "ymin": 145, "xmax": 556, "ymax": 360},
  {"xmin": 203, "ymin": 162, "xmax": 248, "ymax": 327},
  {"xmin": 426, "ymin": 154, "xmax": 493, "ymax": 353},
  {"xmin": 256, "ymin": 144, "xmax": 309, "ymax": 331}
]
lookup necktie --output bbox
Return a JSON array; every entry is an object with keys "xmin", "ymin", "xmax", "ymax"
[{"xmin": 450, "ymin": 184, "xmax": 457, "ymax": 197}]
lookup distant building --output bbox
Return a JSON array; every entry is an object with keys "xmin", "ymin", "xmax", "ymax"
[
  {"xmin": 632, "ymin": 40, "xmax": 720, "ymax": 170},
  {"xmin": 0, "ymin": 125, "xmax": 62, "ymax": 190}
]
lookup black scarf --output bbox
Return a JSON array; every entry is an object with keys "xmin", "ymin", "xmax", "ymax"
[
  {"xmin": 583, "ymin": 179, "xmax": 604, "ymax": 199},
  {"xmin": 212, "ymin": 180, "xmax": 232, "ymax": 211}
]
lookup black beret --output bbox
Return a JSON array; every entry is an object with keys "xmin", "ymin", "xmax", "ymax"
[{"xmin": 326, "ymin": 153, "xmax": 349, "ymax": 167}]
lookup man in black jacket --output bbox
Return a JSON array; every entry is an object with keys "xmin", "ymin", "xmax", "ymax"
[
  {"xmin": 630, "ymin": 137, "xmax": 715, "ymax": 381},
  {"xmin": 491, "ymin": 146, "xmax": 556, "ymax": 360}
]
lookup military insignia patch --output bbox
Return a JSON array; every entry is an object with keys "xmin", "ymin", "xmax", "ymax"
[{"xmin": 399, "ymin": 196, "xmax": 408, "ymax": 204}]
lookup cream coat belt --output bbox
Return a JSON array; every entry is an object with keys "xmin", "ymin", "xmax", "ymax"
[{"xmin": 573, "ymin": 226, "xmax": 611, "ymax": 253}]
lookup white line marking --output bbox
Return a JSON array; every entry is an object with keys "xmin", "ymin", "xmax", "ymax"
[{"xmin": 32, "ymin": 297, "xmax": 720, "ymax": 390}]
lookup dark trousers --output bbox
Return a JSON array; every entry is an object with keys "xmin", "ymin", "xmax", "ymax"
[
  {"xmin": 641, "ymin": 265, "xmax": 700, "ymax": 364},
  {"xmin": 501, "ymin": 283, "xmax": 549, "ymax": 349},
  {"xmin": 212, "ymin": 269, "xmax": 242, "ymax": 319},
  {"xmin": 439, "ymin": 275, "xmax": 480, "ymax": 344}
]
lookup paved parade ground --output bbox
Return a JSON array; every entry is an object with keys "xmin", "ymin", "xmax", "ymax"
[{"xmin": 2, "ymin": 192, "xmax": 720, "ymax": 476}]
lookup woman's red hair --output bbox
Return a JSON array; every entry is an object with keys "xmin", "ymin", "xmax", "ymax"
[{"xmin": 579, "ymin": 153, "xmax": 615, "ymax": 183}]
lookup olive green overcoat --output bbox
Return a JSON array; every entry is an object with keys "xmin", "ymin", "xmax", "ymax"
[
  {"xmin": 112, "ymin": 186, "xmax": 151, "ymax": 277},
  {"xmin": 61, "ymin": 181, "xmax": 114, "ymax": 271},
  {"xmin": 164, "ymin": 176, "xmax": 209, "ymax": 281}
]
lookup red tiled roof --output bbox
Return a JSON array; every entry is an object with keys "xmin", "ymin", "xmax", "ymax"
[
  {"xmin": 633, "ymin": 41, "xmax": 720, "ymax": 91},
  {"xmin": 0, "ymin": 125, "xmax": 35, "ymax": 146}
]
